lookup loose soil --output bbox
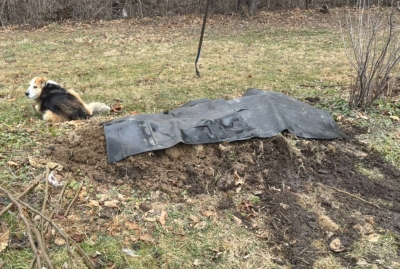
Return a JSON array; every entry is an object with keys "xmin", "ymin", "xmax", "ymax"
[{"xmin": 44, "ymin": 115, "xmax": 400, "ymax": 268}]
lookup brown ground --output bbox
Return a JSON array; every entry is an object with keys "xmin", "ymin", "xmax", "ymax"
[{"xmin": 43, "ymin": 112, "xmax": 400, "ymax": 268}]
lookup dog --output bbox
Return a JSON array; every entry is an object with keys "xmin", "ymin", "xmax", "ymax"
[{"xmin": 25, "ymin": 77, "xmax": 110, "ymax": 122}]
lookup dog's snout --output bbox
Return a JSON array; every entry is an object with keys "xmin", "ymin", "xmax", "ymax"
[{"xmin": 25, "ymin": 91, "xmax": 29, "ymax": 96}]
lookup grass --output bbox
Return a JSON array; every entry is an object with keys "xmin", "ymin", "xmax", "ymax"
[{"xmin": 0, "ymin": 10, "xmax": 399, "ymax": 269}]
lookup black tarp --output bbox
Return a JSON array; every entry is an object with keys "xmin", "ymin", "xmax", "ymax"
[{"xmin": 103, "ymin": 89, "xmax": 348, "ymax": 162}]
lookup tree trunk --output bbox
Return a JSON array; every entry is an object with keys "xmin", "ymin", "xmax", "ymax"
[
  {"xmin": 305, "ymin": 0, "xmax": 312, "ymax": 9},
  {"xmin": 248, "ymin": 0, "xmax": 257, "ymax": 16},
  {"xmin": 237, "ymin": 0, "xmax": 257, "ymax": 16},
  {"xmin": 237, "ymin": 0, "xmax": 247, "ymax": 16}
]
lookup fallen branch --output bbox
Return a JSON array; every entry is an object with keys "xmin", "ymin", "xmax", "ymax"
[
  {"xmin": 0, "ymin": 179, "xmax": 40, "ymax": 217},
  {"xmin": 16, "ymin": 195, "xmax": 95, "ymax": 269},
  {"xmin": 43, "ymin": 180, "xmax": 69, "ymax": 234},
  {"xmin": 64, "ymin": 182, "xmax": 83, "ymax": 216},
  {"xmin": 0, "ymin": 186, "xmax": 43, "ymax": 269},
  {"xmin": 40, "ymin": 166, "xmax": 50, "ymax": 235},
  {"xmin": 30, "ymin": 224, "xmax": 54, "ymax": 269},
  {"xmin": 317, "ymin": 183, "xmax": 380, "ymax": 208},
  {"xmin": 299, "ymin": 84, "xmax": 343, "ymax": 88}
]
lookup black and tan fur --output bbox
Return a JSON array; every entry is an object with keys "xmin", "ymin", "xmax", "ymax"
[{"xmin": 25, "ymin": 77, "xmax": 110, "ymax": 122}]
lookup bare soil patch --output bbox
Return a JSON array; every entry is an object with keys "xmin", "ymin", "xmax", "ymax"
[{"xmin": 44, "ymin": 117, "xmax": 400, "ymax": 268}]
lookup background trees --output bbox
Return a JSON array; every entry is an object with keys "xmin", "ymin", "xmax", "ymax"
[{"xmin": 0, "ymin": 0, "xmax": 395, "ymax": 27}]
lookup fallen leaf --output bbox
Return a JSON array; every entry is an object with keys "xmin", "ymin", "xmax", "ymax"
[
  {"xmin": 336, "ymin": 114, "xmax": 343, "ymax": 122},
  {"xmin": 104, "ymin": 200, "xmax": 119, "ymax": 208},
  {"xmin": 329, "ymin": 238, "xmax": 346, "ymax": 252},
  {"xmin": 54, "ymin": 237, "xmax": 66, "ymax": 246},
  {"xmin": 7, "ymin": 161, "xmax": 18, "ymax": 167},
  {"xmin": 318, "ymin": 215, "xmax": 340, "ymax": 231},
  {"xmin": 367, "ymin": 233, "xmax": 380, "ymax": 243},
  {"xmin": 193, "ymin": 221, "xmax": 207, "ymax": 230},
  {"xmin": 87, "ymin": 200, "xmax": 100, "ymax": 207},
  {"xmin": 125, "ymin": 221, "xmax": 141, "ymax": 231},
  {"xmin": 193, "ymin": 259, "xmax": 203, "ymax": 266},
  {"xmin": 243, "ymin": 201, "xmax": 255, "ymax": 212},
  {"xmin": 111, "ymin": 100, "xmax": 124, "ymax": 112},
  {"xmin": 355, "ymin": 111, "xmax": 369, "ymax": 120},
  {"xmin": 188, "ymin": 215, "xmax": 199, "ymax": 223},
  {"xmin": 201, "ymin": 210, "xmax": 216, "ymax": 218},
  {"xmin": 365, "ymin": 216, "xmax": 376, "ymax": 226},
  {"xmin": 71, "ymin": 234, "xmax": 86, "ymax": 243},
  {"xmin": 233, "ymin": 170, "xmax": 245, "ymax": 186},
  {"xmin": 0, "ymin": 223, "xmax": 10, "ymax": 253},
  {"xmin": 47, "ymin": 162, "xmax": 62, "ymax": 170},
  {"xmin": 144, "ymin": 217, "xmax": 157, "ymax": 222},
  {"xmin": 279, "ymin": 203, "xmax": 290, "ymax": 210},
  {"xmin": 28, "ymin": 156, "xmax": 43, "ymax": 168},
  {"xmin": 389, "ymin": 115, "xmax": 399, "ymax": 121},
  {"xmin": 139, "ymin": 234, "xmax": 155, "ymax": 244},
  {"xmin": 159, "ymin": 210, "xmax": 168, "ymax": 227},
  {"xmin": 233, "ymin": 216, "xmax": 243, "ymax": 226},
  {"xmin": 255, "ymin": 230, "xmax": 269, "ymax": 239}
]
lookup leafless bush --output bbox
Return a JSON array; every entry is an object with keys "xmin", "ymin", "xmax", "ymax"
[{"xmin": 339, "ymin": 5, "xmax": 400, "ymax": 109}]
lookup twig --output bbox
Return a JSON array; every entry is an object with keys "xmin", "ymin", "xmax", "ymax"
[
  {"xmin": 58, "ymin": 180, "xmax": 69, "ymax": 204},
  {"xmin": 0, "ymin": 186, "xmax": 42, "ymax": 269},
  {"xmin": 70, "ymin": 238, "xmax": 96, "ymax": 269},
  {"xmin": 30, "ymin": 223, "xmax": 54, "ymax": 269},
  {"xmin": 299, "ymin": 84, "xmax": 342, "ymax": 88},
  {"xmin": 0, "ymin": 179, "xmax": 40, "ymax": 217},
  {"xmin": 29, "ymin": 257, "xmax": 37, "ymax": 269},
  {"xmin": 8, "ymin": 165, "xmax": 18, "ymax": 179},
  {"xmin": 43, "ymin": 180, "xmax": 69, "ymax": 233},
  {"xmin": 317, "ymin": 183, "xmax": 380, "ymax": 208},
  {"xmin": 17, "ymin": 196, "xmax": 95, "ymax": 269},
  {"xmin": 64, "ymin": 183, "xmax": 83, "ymax": 216},
  {"xmin": 40, "ymin": 166, "xmax": 50, "ymax": 234}
]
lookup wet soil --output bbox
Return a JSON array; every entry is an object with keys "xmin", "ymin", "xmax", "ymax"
[{"xmin": 43, "ymin": 117, "xmax": 400, "ymax": 268}]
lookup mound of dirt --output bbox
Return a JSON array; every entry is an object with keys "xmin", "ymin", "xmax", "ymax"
[{"xmin": 44, "ymin": 120, "xmax": 400, "ymax": 268}]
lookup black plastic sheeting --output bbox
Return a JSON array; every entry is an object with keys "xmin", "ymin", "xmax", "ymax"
[{"xmin": 103, "ymin": 89, "xmax": 348, "ymax": 163}]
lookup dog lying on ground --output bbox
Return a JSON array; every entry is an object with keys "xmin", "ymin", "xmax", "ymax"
[{"xmin": 25, "ymin": 77, "xmax": 110, "ymax": 122}]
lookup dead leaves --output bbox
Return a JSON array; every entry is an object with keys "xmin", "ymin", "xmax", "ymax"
[
  {"xmin": 159, "ymin": 210, "xmax": 168, "ymax": 227},
  {"xmin": 201, "ymin": 210, "xmax": 216, "ymax": 218},
  {"xmin": 104, "ymin": 200, "xmax": 120, "ymax": 208},
  {"xmin": 139, "ymin": 234, "xmax": 155, "ymax": 244},
  {"xmin": 110, "ymin": 100, "xmax": 124, "ymax": 113},
  {"xmin": 6, "ymin": 161, "xmax": 18, "ymax": 167},
  {"xmin": 318, "ymin": 215, "xmax": 340, "ymax": 232},
  {"xmin": 125, "ymin": 221, "xmax": 141, "ymax": 231},
  {"xmin": 329, "ymin": 238, "xmax": 346, "ymax": 252},
  {"xmin": 0, "ymin": 222, "xmax": 9, "ymax": 253},
  {"xmin": 87, "ymin": 200, "xmax": 100, "ymax": 208}
]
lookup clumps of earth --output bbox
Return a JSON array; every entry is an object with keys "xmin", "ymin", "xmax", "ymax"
[{"xmin": 44, "ymin": 119, "xmax": 400, "ymax": 268}]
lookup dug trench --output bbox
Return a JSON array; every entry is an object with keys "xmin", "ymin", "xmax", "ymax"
[{"xmin": 43, "ymin": 120, "xmax": 400, "ymax": 268}]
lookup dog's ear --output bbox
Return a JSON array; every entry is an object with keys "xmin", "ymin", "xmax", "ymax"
[{"xmin": 36, "ymin": 77, "xmax": 48, "ymax": 88}]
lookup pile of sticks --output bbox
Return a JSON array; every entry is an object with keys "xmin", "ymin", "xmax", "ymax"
[{"xmin": 0, "ymin": 166, "xmax": 96, "ymax": 269}]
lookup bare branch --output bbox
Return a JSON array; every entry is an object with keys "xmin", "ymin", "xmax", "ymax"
[
  {"xmin": 0, "ymin": 186, "xmax": 42, "ymax": 269},
  {"xmin": 0, "ymin": 179, "xmax": 40, "ymax": 217}
]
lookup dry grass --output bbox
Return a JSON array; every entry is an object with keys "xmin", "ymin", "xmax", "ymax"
[{"xmin": 0, "ymin": 10, "xmax": 399, "ymax": 269}]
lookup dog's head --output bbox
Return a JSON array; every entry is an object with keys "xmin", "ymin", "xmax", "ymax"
[{"xmin": 25, "ymin": 77, "xmax": 59, "ymax": 100}]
